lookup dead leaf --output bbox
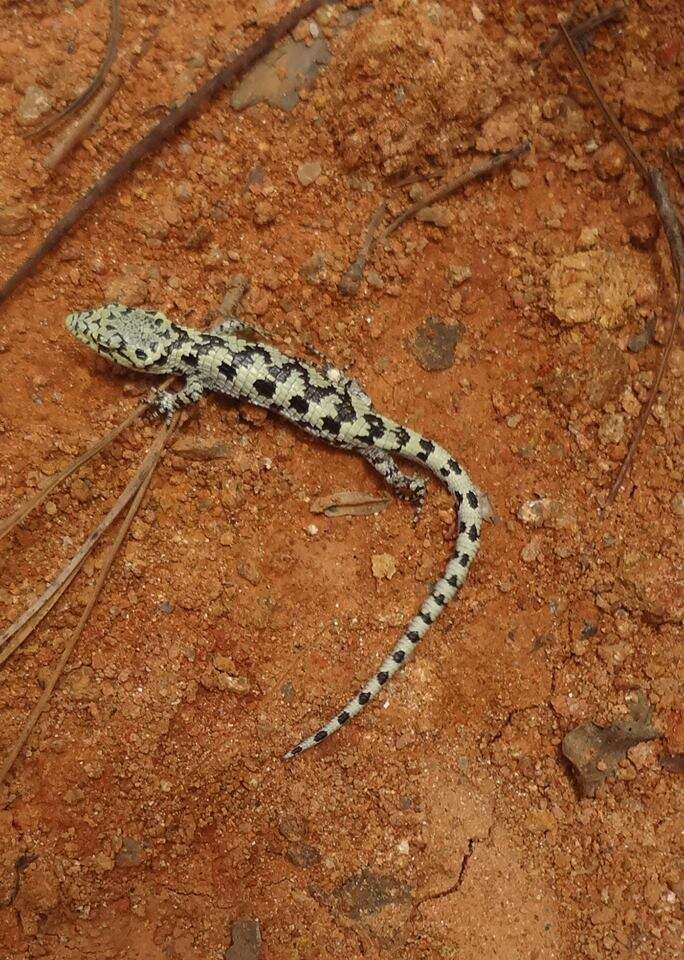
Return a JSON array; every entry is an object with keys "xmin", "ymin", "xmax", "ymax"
[
  {"xmin": 562, "ymin": 693, "xmax": 660, "ymax": 797},
  {"xmin": 310, "ymin": 491, "xmax": 390, "ymax": 518},
  {"xmin": 172, "ymin": 439, "xmax": 232, "ymax": 460}
]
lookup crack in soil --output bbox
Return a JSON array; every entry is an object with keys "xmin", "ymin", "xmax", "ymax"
[
  {"xmin": 411, "ymin": 831, "xmax": 486, "ymax": 913},
  {"xmin": 0, "ymin": 852, "xmax": 36, "ymax": 910}
]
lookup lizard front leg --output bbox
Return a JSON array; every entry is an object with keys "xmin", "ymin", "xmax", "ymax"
[
  {"xmin": 213, "ymin": 317, "xmax": 272, "ymax": 343},
  {"xmin": 149, "ymin": 374, "xmax": 206, "ymax": 420}
]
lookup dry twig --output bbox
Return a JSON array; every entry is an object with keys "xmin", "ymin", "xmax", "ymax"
[
  {"xmin": 383, "ymin": 143, "xmax": 530, "ymax": 239},
  {"xmin": 557, "ymin": 18, "xmax": 683, "ymax": 505},
  {"xmin": 0, "ymin": 566, "xmax": 79, "ymax": 671},
  {"xmin": 0, "ymin": 423, "xmax": 174, "ymax": 786},
  {"xmin": 0, "ymin": 0, "xmax": 324, "ymax": 306},
  {"xmin": 44, "ymin": 75, "xmax": 122, "ymax": 170},
  {"xmin": 27, "ymin": 0, "xmax": 122, "ymax": 141},
  {"xmin": 539, "ymin": 5, "xmax": 623, "ymax": 59},
  {"xmin": 0, "ymin": 402, "xmax": 147, "ymax": 542},
  {"xmin": 339, "ymin": 202, "xmax": 387, "ymax": 296},
  {"xmin": 0, "ymin": 435, "xmax": 164, "ymax": 661}
]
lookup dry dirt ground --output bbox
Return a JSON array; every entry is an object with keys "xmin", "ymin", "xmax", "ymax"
[{"xmin": 0, "ymin": 1, "xmax": 682, "ymax": 958}]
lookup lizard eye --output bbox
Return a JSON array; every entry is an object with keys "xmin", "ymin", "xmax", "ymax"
[{"xmin": 135, "ymin": 348, "xmax": 147, "ymax": 360}]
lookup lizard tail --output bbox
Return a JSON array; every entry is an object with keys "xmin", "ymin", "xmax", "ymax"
[{"xmin": 284, "ymin": 431, "xmax": 482, "ymax": 760}]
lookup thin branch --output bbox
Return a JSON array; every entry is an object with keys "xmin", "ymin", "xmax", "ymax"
[
  {"xmin": 540, "ymin": 5, "xmax": 623, "ymax": 59},
  {"xmin": 0, "ymin": 423, "xmax": 173, "ymax": 786},
  {"xmin": 557, "ymin": 19, "xmax": 648, "ymax": 180},
  {"xmin": 383, "ymin": 143, "xmax": 530, "ymax": 239},
  {"xmin": 556, "ymin": 15, "xmax": 684, "ymax": 506},
  {"xmin": 25, "ymin": 0, "xmax": 122, "ymax": 140},
  {"xmin": 0, "ymin": 440, "xmax": 159, "ymax": 656},
  {"xmin": 649, "ymin": 169, "xmax": 684, "ymax": 286},
  {"xmin": 0, "ymin": 0, "xmax": 324, "ymax": 306},
  {"xmin": 0, "ymin": 401, "xmax": 147, "ymax": 542},
  {"xmin": 606, "ymin": 285, "xmax": 682, "ymax": 505},
  {"xmin": 0, "ymin": 565, "xmax": 78, "ymax": 670},
  {"xmin": 44, "ymin": 75, "xmax": 122, "ymax": 170},
  {"xmin": 338, "ymin": 202, "xmax": 387, "ymax": 296}
]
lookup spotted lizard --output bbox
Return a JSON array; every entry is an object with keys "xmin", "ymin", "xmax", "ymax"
[{"xmin": 66, "ymin": 304, "xmax": 483, "ymax": 759}]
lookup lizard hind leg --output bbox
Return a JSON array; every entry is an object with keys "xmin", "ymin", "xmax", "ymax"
[
  {"xmin": 304, "ymin": 344, "xmax": 374, "ymax": 407},
  {"xmin": 362, "ymin": 448, "xmax": 427, "ymax": 512}
]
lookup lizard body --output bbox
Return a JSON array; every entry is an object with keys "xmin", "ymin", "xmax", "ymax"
[{"xmin": 66, "ymin": 304, "xmax": 482, "ymax": 758}]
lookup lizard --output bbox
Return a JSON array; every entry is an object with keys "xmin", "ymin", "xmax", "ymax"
[{"xmin": 65, "ymin": 304, "xmax": 483, "ymax": 759}]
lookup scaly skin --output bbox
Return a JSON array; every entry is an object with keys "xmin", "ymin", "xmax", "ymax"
[{"xmin": 66, "ymin": 305, "xmax": 483, "ymax": 758}]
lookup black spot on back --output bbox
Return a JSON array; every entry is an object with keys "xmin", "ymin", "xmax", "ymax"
[
  {"xmin": 467, "ymin": 490, "xmax": 479, "ymax": 509},
  {"xmin": 360, "ymin": 413, "xmax": 386, "ymax": 445},
  {"xmin": 321, "ymin": 416, "xmax": 341, "ymax": 436},
  {"xmin": 416, "ymin": 438, "xmax": 435, "ymax": 462},
  {"xmin": 289, "ymin": 395, "xmax": 309, "ymax": 415},
  {"xmin": 253, "ymin": 379, "xmax": 276, "ymax": 399},
  {"xmin": 393, "ymin": 426, "xmax": 411, "ymax": 448}
]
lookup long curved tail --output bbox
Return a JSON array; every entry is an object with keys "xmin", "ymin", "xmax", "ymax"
[{"xmin": 284, "ymin": 425, "xmax": 482, "ymax": 759}]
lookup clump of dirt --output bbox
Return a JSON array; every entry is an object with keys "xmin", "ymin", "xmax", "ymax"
[
  {"xmin": 318, "ymin": 1, "xmax": 518, "ymax": 173},
  {"xmin": 547, "ymin": 248, "xmax": 649, "ymax": 329}
]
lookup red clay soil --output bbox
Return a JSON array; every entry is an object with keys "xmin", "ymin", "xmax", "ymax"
[{"xmin": 0, "ymin": 2, "xmax": 681, "ymax": 958}]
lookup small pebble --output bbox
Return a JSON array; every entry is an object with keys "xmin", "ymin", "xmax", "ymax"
[
  {"xmin": 597, "ymin": 412, "xmax": 625, "ymax": 446},
  {"xmin": 371, "ymin": 553, "xmax": 396, "ymax": 580},
  {"xmin": 16, "ymin": 84, "xmax": 52, "ymax": 125},
  {"xmin": 594, "ymin": 141, "xmax": 625, "ymax": 179},
  {"xmin": 627, "ymin": 326, "xmax": 653, "ymax": 353},
  {"xmin": 510, "ymin": 170, "xmax": 530, "ymax": 190},
  {"xmin": 447, "ymin": 264, "xmax": 472, "ymax": 287},
  {"xmin": 297, "ymin": 161, "xmax": 322, "ymax": 186},
  {"xmin": 416, "ymin": 204, "xmax": 451, "ymax": 228},
  {"xmin": 577, "ymin": 226, "xmax": 599, "ymax": 250},
  {"xmin": 0, "ymin": 203, "xmax": 33, "ymax": 236}
]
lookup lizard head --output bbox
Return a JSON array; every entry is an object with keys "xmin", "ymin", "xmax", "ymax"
[{"xmin": 65, "ymin": 304, "xmax": 178, "ymax": 372}]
